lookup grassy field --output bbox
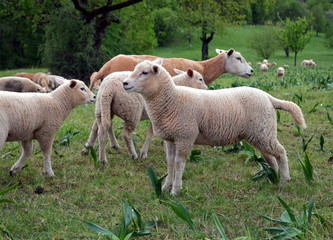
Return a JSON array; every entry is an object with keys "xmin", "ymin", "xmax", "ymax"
[{"xmin": 1, "ymin": 25, "xmax": 333, "ymax": 239}]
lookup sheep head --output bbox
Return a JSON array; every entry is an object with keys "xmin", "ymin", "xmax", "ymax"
[{"xmin": 223, "ymin": 49, "xmax": 254, "ymax": 78}]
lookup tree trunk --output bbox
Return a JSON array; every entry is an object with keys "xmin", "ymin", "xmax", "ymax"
[
  {"xmin": 200, "ymin": 32, "xmax": 214, "ymax": 60},
  {"xmin": 284, "ymin": 47, "xmax": 289, "ymax": 57},
  {"xmin": 294, "ymin": 51, "xmax": 298, "ymax": 66}
]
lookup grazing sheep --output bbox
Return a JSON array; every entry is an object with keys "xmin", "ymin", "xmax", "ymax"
[
  {"xmin": 277, "ymin": 67, "xmax": 285, "ymax": 80},
  {"xmin": 15, "ymin": 72, "xmax": 52, "ymax": 92},
  {"xmin": 301, "ymin": 59, "xmax": 316, "ymax": 67},
  {"xmin": 0, "ymin": 80, "xmax": 95, "ymax": 176},
  {"xmin": 82, "ymin": 69, "xmax": 208, "ymax": 163},
  {"xmin": 123, "ymin": 59, "xmax": 306, "ymax": 195},
  {"xmin": 260, "ymin": 63, "xmax": 268, "ymax": 74},
  {"xmin": 257, "ymin": 60, "xmax": 277, "ymax": 67},
  {"xmin": 0, "ymin": 77, "xmax": 46, "ymax": 93},
  {"xmin": 47, "ymin": 75, "xmax": 70, "ymax": 90},
  {"xmin": 89, "ymin": 48, "xmax": 253, "ymax": 90}
]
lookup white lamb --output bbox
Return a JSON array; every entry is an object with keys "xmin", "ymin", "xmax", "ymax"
[
  {"xmin": 301, "ymin": 59, "xmax": 316, "ymax": 67},
  {"xmin": 82, "ymin": 69, "xmax": 208, "ymax": 163},
  {"xmin": 260, "ymin": 63, "xmax": 268, "ymax": 74},
  {"xmin": 123, "ymin": 59, "xmax": 306, "ymax": 195},
  {"xmin": 0, "ymin": 80, "xmax": 95, "ymax": 176},
  {"xmin": 277, "ymin": 67, "xmax": 285, "ymax": 80}
]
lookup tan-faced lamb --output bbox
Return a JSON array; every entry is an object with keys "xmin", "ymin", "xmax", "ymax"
[
  {"xmin": 15, "ymin": 72, "xmax": 52, "ymax": 92},
  {"xmin": 0, "ymin": 80, "xmax": 95, "ymax": 176},
  {"xmin": 301, "ymin": 59, "xmax": 316, "ymax": 67},
  {"xmin": 82, "ymin": 69, "xmax": 208, "ymax": 163},
  {"xmin": 277, "ymin": 67, "xmax": 285, "ymax": 80},
  {"xmin": 122, "ymin": 59, "xmax": 306, "ymax": 195},
  {"xmin": 260, "ymin": 63, "xmax": 268, "ymax": 73},
  {"xmin": 0, "ymin": 77, "xmax": 46, "ymax": 93},
  {"xmin": 89, "ymin": 49, "xmax": 253, "ymax": 90}
]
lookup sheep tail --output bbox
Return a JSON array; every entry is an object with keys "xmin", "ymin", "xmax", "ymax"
[
  {"xmin": 100, "ymin": 89, "xmax": 114, "ymax": 130},
  {"xmin": 269, "ymin": 95, "xmax": 307, "ymax": 129},
  {"xmin": 89, "ymin": 72, "xmax": 101, "ymax": 90}
]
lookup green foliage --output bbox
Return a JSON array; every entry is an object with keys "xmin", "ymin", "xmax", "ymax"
[
  {"xmin": 0, "ymin": 183, "xmax": 19, "ymax": 204},
  {"xmin": 325, "ymin": 21, "xmax": 333, "ymax": 49},
  {"xmin": 261, "ymin": 196, "xmax": 327, "ymax": 239},
  {"xmin": 147, "ymin": 167, "xmax": 167, "ymax": 199},
  {"xmin": 249, "ymin": 26, "xmax": 279, "ymax": 59},
  {"xmin": 277, "ymin": 17, "xmax": 314, "ymax": 66},
  {"xmin": 302, "ymin": 135, "xmax": 314, "ymax": 152},
  {"xmin": 58, "ymin": 127, "xmax": 80, "ymax": 147},
  {"xmin": 249, "ymin": 0, "xmax": 276, "ymax": 24},
  {"xmin": 298, "ymin": 152, "xmax": 314, "ymax": 182},
  {"xmin": 42, "ymin": 6, "xmax": 101, "ymax": 82},
  {"xmin": 310, "ymin": 4, "xmax": 326, "ymax": 35},
  {"xmin": 83, "ymin": 199, "xmax": 155, "ymax": 239},
  {"xmin": 188, "ymin": 150, "xmax": 203, "ymax": 162}
]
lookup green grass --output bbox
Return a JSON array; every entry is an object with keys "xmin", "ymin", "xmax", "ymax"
[{"xmin": 1, "ymin": 25, "xmax": 333, "ymax": 239}]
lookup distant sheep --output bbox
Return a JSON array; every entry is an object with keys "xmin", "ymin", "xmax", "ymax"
[
  {"xmin": 260, "ymin": 63, "xmax": 268, "ymax": 74},
  {"xmin": 15, "ymin": 72, "xmax": 51, "ymax": 92},
  {"xmin": 82, "ymin": 69, "xmax": 208, "ymax": 163},
  {"xmin": 47, "ymin": 75, "xmax": 70, "ymax": 90},
  {"xmin": 0, "ymin": 77, "xmax": 46, "ymax": 93},
  {"xmin": 89, "ymin": 49, "xmax": 253, "ymax": 90},
  {"xmin": 123, "ymin": 59, "xmax": 306, "ymax": 195},
  {"xmin": 301, "ymin": 59, "xmax": 316, "ymax": 67},
  {"xmin": 277, "ymin": 67, "xmax": 285, "ymax": 80},
  {"xmin": 0, "ymin": 80, "xmax": 95, "ymax": 176}
]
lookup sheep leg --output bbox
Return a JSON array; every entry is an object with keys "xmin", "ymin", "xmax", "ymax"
[
  {"xmin": 162, "ymin": 141, "xmax": 176, "ymax": 192},
  {"xmin": 106, "ymin": 117, "xmax": 121, "ymax": 151},
  {"xmin": 261, "ymin": 152, "xmax": 279, "ymax": 172},
  {"xmin": 39, "ymin": 139, "xmax": 55, "ymax": 177},
  {"xmin": 81, "ymin": 119, "xmax": 99, "ymax": 155},
  {"xmin": 171, "ymin": 141, "xmax": 193, "ymax": 196},
  {"xmin": 98, "ymin": 124, "xmax": 108, "ymax": 165},
  {"xmin": 123, "ymin": 124, "xmax": 138, "ymax": 160},
  {"xmin": 9, "ymin": 140, "xmax": 33, "ymax": 176},
  {"xmin": 139, "ymin": 122, "xmax": 154, "ymax": 159}
]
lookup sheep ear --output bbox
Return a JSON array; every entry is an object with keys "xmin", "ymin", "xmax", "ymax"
[
  {"xmin": 216, "ymin": 49, "xmax": 225, "ymax": 55},
  {"xmin": 152, "ymin": 65, "xmax": 159, "ymax": 74},
  {"xmin": 69, "ymin": 80, "xmax": 77, "ymax": 88},
  {"xmin": 227, "ymin": 49, "xmax": 234, "ymax": 57},
  {"xmin": 187, "ymin": 69, "xmax": 194, "ymax": 78},
  {"xmin": 174, "ymin": 68, "xmax": 184, "ymax": 75},
  {"xmin": 152, "ymin": 58, "xmax": 163, "ymax": 65}
]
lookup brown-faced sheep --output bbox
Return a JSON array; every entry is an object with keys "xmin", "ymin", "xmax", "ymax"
[
  {"xmin": 89, "ymin": 49, "xmax": 253, "ymax": 90},
  {"xmin": 0, "ymin": 77, "xmax": 46, "ymax": 93},
  {"xmin": 122, "ymin": 59, "xmax": 306, "ymax": 195},
  {"xmin": 301, "ymin": 59, "xmax": 316, "ymax": 67},
  {"xmin": 0, "ymin": 80, "xmax": 95, "ymax": 176},
  {"xmin": 82, "ymin": 69, "xmax": 208, "ymax": 163},
  {"xmin": 15, "ymin": 72, "xmax": 51, "ymax": 92}
]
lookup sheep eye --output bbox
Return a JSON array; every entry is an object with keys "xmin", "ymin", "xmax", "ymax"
[
  {"xmin": 80, "ymin": 87, "xmax": 86, "ymax": 92},
  {"xmin": 199, "ymin": 78, "xmax": 203, "ymax": 82},
  {"xmin": 142, "ymin": 71, "xmax": 148, "ymax": 75},
  {"xmin": 236, "ymin": 57, "xmax": 242, "ymax": 62}
]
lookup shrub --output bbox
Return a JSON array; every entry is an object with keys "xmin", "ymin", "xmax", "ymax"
[{"xmin": 249, "ymin": 26, "xmax": 279, "ymax": 59}]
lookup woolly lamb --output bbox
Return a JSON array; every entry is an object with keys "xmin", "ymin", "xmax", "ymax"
[
  {"xmin": 0, "ymin": 80, "xmax": 95, "ymax": 176},
  {"xmin": 301, "ymin": 59, "xmax": 316, "ymax": 67},
  {"xmin": 82, "ymin": 69, "xmax": 208, "ymax": 163},
  {"xmin": 89, "ymin": 48, "xmax": 253, "ymax": 90},
  {"xmin": 260, "ymin": 63, "xmax": 268, "ymax": 73},
  {"xmin": 15, "ymin": 72, "xmax": 51, "ymax": 92},
  {"xmin": 277, "ymin": 67, "xmax": 285, "ymax": 80},
  {"xmin": 123, "ymin": 59, "xmax": 306, "ymax": 195},
  {"xmin": 0, "ymin": 77, "xmax": 46, "ymax": 93},
  {"xmin": 47, "ymin": 75, "xmax": 70, "ymax": 90}
]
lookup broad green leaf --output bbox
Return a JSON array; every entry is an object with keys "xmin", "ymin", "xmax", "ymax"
[
  {"xmin": 260, "ymin": 214, "xmax": 290, "ymax": 226},
  {"xmin": 277, "ymin": 196, "xmax": 297, "ymax": 222},
  {"xmin": 82, "ymin": 221, "xmax": 116, "ymax": 237},
  {"xmin": 0, "ymin": 183, "xmax": 19, "ymax": 196},
  {"xmin": 212, "ymin": 212, "xmax": 228, "ymax": 240}
]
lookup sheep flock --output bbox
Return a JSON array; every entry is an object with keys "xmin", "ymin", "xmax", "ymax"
[{"xmin": 0, "ymin": 49, "xmax": 308, "ymax": 196}]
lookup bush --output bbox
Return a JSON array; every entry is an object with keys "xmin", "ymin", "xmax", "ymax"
[
  {"xmin": 42, "ymin": 6, "xmax": 102, "ymax": 83},
  {"xmin": 249, "ymin": 26, "xmax": 279, "ymax": 59},
  {"xmin": 325, "ymin": 21, "xmax": 333, "ymax": 49}
]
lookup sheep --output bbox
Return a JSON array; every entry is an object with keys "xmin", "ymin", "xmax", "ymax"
[
  {"xmin": 277, "ymin": 67, "xmax": 285, "ymax": 80},
  {"xmin": 82, "ymin": 68, "xmax": 208, "ymax": 163},
  {"xmin": 301, "ymin": 59, "xmax": 316, "ymax": 67},
  {"xmin": 15, "ymin": 72, "xmax": 51, "ymax": 92},
  {"xmin": 122, "ymin": 59, "xmax": 306, "ymax": 195},
  {"xmin": 260, "ymin": 63, "xmax": 268, "ymax": 74},
  {"xmin": 89, "ymin": 48, "xmax": 253, "ymax": 90},
  {"xmin": 47, "ymin": 74, "xmax": 70, "ymax": 90},
  {"xmin": 0, "ymin": 77, "xmax": 46, "ymax": 93},
  {"xmin": 0, "ymin": 80, "xmax": 95, "ymax": 176}
]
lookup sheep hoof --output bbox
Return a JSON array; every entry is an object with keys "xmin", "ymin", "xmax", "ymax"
[
  {"xmin": 9, "ymin": 166, "xmax": 21, "ymax": 176},
  {"xmin": 9, "ymin": 170, "xmax": 16, "ymax": 176},
  {"xmin": 279, "ymin": 178, "xmax": 291, "ymax": 187},
  {"xmin": 170, "ymin": 188, "xmax": 181, "ymax": 196},
  {"xmin": 43, "ymin": 171, "xmax": 55, "ymax": 177},
  {"xmin": 139, "ymin": 151, "xmax": 148, "ymax": 160},
  {"xmin": 162, "ymin": 184, "xmax": 172, "ymax": 193},
  {"xmin": 81, "ymin": 145, "xmax": 91, "ymax": 155},
  {"xmin": 100, "ymin": 160, "xmax": 108, "ymax": 165},
  {"xmin": 131, "ymin": 154, "xmax": 138, "ymax": 160}
]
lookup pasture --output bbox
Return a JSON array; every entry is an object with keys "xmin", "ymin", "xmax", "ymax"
[{"xmin": 1, "ymin": 26, "xmax": 333, "ymax": 239}]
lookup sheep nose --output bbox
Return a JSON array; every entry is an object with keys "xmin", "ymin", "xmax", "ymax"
[
  {"xmin": 123, "ymin": 81, "xmax": 128, "ymax": 86},
  {"xmin": 93, "ymin": 95, "xmax": 96, "ymax": 99}
]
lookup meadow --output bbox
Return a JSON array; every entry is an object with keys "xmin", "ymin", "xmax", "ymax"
[{"xmin": 0, "ymin": 25, "xmax": 332, "ymax": 239}]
